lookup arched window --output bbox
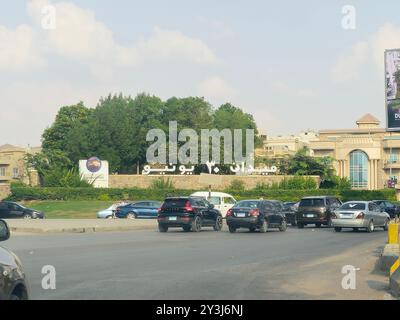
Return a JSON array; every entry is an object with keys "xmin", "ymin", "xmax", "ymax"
[{"xmin": 349, "ymin": 150, "xmax": 368, "ymax": 189}]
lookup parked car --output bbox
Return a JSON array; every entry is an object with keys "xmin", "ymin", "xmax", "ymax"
[
  {"xmin": 296, "ymin": 196, "xmax": 342, "ymax": 228},
  {"xmin": 331, "ymin": 201, "xmax": 390, "ymax": 233},
  {"xmin": 226, "ymin": 199, "xmax": 287, "ymax": 233},
  {"xmin": 115, "ymin": 201, "xmax": 163, "ymax": 219},
  {"xmin": 0, "ymin": 201, "xmax": 44, "ymax": 219},
  {"xmin": 97, "ymin": 202, "xmax": 129, "ymax": 219},
  {"xmin": 190, "ymin": 192, "xmax": 236, "ymax": 217},
  {"xmin": 372, "ymin": 200, "xmax": 400, "ymax": 219},
  {"xmin": 283, "ymin": 201, "xmax": 298, "ymax": 226},
  {"xmin": 0, "ymin": 219, "xmax": 29, "ymax": 300},
  {"xmin": 157, "ymin": 197, "xmax": 223, "ymax": 232}
]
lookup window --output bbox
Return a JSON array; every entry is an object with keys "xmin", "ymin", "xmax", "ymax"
[
  {"xmin": 389, "ymin": 153, "xmax": 398, "ymax": 163},
  {"xmin": 340, "ymin": 202, "xmax": 366, "ymax": 210},
  {"xmin": 208, "ymin": 197, "xmax": 221, "ymax": 205},
  {"xmin": 299, "ymin": 198, "xmax": 325, "ymax": 207},
  {"xmin": 223, "ymin": 197, "xmax": 236, "ymax": 205},
  {"xmin": 12, "ymin": 168, "xmax": 19, "ymax": 178},
  {"xmin": 0, "ymin": 167, "xmax": 5, "ymax": 177},
  {"xmin": 349, "ymin": 150, "xmax": 369, "ymax": 189}
]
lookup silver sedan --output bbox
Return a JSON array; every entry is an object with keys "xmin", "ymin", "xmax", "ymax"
[{"xmin": 331, "ymin": 201, "xmax": 390, "ymax": 233}]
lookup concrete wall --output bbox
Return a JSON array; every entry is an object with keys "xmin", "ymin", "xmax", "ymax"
[
  {"xmin": 109, "ymin": 174, "xmax": 320, "ymax": 190},
  {"xmin": 0, "ymin": 183, "xmax": 10, "ymax": 200}
]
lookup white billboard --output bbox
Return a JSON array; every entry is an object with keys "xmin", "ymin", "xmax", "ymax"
[{"xmin": 79, "ymin": 157, "xmax": 109, "ymax": 188}]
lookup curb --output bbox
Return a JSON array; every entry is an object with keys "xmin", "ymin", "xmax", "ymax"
[
  {"xmin": 380, "ymin": 244, "xmax": 400, "ymax": 275},
  {"xmin": 9, "ymin": 224, "xmax": 157, "ymax": 234},
  {"xmin": 390, "ymin": 267, "xmax": 400, "ymax": 297}
]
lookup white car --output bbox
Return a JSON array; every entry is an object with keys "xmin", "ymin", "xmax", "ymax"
[
  {"xmin": 97, "ymin": 202, "xmax": 129, "ymax": 219},
  {"xmin": 190, "ymin": 192, "xmax": 237, "ymax": 217}
]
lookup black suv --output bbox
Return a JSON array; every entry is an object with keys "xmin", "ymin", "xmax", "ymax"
[
  {"xmin": 158, "ymin": 197, "xmax": 223, "ymax": 232},
  {"xmin": 372, "ymin": 200, "xmax": 400, "ymax": 219},
  {"xmin": 0, "ymin": 201, "xmax": 44, "ymax": 219},
  {"xmin": 226, "ymin": 199, "xmax": 287, "ymax": 233},
  {"xmin": 296, "ymin": 196, "xmax": 342, "ymax": 228},
  {"xmin": 0, "ymin": 219, "xmax": 29, "ymax": 300}
]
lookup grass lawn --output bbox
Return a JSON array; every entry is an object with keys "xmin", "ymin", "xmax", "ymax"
[{"xmin": 22, "ymin": 200, "xmax": 115, "ymax": 219}]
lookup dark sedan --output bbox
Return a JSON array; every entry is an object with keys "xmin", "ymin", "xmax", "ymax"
[
  {"xmin": 0, "ymin": 201, "xmax": 44, "ymax": 219},
  {"xmin": 115, "ymin": 201, "xmax": 163, "ymax": 219},
  {"xmin": 226, "ymin": 199, "xmax": 287, "ymax": 233},
  {"xmin": 372, "ymin": 200, "xmax": 400, "ymax": 219},
  {"xmin": 0, "ymin": 219, "xmax": 29, "ymax": 300}
]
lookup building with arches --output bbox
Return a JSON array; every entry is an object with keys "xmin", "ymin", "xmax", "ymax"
[{"xmin": 310, "ymin": 113, "xmax": 400, "ymax": 190}]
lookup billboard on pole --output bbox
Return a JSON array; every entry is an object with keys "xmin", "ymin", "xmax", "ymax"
[{"xmin": 385, "ymin": 49, "xmax": 400, "ymax": 130}]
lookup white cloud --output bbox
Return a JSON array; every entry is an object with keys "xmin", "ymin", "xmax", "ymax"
[
  {"xmin": 331, "ymin": 42, "xmax": 369, "ymax": 82},
  {"xmin": 331, "ymin": 23, "xmax": 400, "ymax": 83},
  {"xmin": 26, "ymin": 0, "xmax": 218, "ymax": 70},
  {"xmin": 198, "ymin": 76, "xmax": 236, "ymax": 100},
  {"xmin": 0, "ymin": 24, "xmax": 44, "ymax": 71}
]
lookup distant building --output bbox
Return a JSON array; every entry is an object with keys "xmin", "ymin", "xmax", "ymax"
[
  {"xmin": 256, "ymin": 129, "xmax": 318, "ymax": 159},
  {"xmin": 310, "ymin": 113, "xmax": 400, "ymax": 190},
  {"xmin": 0, "ymin": 144, "xmax": 41, "ymax": 185}
]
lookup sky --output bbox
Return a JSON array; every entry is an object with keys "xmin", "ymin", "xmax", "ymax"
[{"xmin": 1, "ymin": 0, "xmax": 400, "ymax": 146}]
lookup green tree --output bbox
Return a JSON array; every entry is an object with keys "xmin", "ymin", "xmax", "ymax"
[{"xmin": 42, "ymin": 102, "xmax": 91, "ymax": 151}]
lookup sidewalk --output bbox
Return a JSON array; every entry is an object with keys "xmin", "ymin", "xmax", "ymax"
[{"xmin": 6, "ymin": 219, "xmax": 158, "ymax": 234}]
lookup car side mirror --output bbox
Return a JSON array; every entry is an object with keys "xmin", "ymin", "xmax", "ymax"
[{"xmin": 0, "ymin": 219, "xmax": 10, "ymax": 242}]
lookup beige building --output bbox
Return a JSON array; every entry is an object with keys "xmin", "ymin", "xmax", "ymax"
[
  {"xmin": 310, "ymin": 114, "xmax": 400, "ymax": 190},
  {"xmin": 256, "ymin": 130, "xmax": 317, "ymax": 158},
  {"xmin": 0, "ymin": 144, "xmax": 41, "ymax": 185}
]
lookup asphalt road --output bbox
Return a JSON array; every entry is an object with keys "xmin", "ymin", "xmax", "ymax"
[{"xmin": 2, "ymin": 225, "xmax": 394, "ymax": 300}]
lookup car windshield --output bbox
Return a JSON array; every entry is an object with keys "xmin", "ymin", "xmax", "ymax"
[
  {"xmin": 234, "ymin": 201, "xmax": 260, "ymax": 208},
  {"xmin": 340, "ymin": 202, "xmax": 366, "ymax": 210},
  {"xmin": 299, "ymin": 198, "xmax": 325, "ymax": 207}
]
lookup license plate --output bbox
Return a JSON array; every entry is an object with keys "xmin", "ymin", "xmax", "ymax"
[
  {"xmin": 168, "ymin": 216, "xmax": 177, "ymax": 221},
  {"xmin": 237, "ymin": 213, "xmax": 246, "ymax": 218},
  {"xmin": 306, "ymin": 214, "xmax": 314, "ymax": 218},
  {"xmin": 341, "ymin": 214, "xmax": 353, "ymax": 219}
]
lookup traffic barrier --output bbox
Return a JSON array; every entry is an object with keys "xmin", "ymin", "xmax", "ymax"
[{"xmin": 388, "ymin": 222, "xmax": 400, "ymax": 296}]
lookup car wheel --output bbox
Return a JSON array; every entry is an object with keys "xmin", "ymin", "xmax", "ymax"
[
  {"xmin": 228, "ymin": 225, "xmax": 237, "ymax": 233},
  {"xmin": 353, "ymin": 228, "xmax": 359, "ymax": 232},
  {"xmin": 213, "ymin": 216, "xmax": 223, "ymax": 231},
  {"xmin": 334, "ymin": 227, "xmax": 342, "ymax": 232},
  {"xmin": 291, "ymin": 216, "xmax": 297, "ymax": 227},
  {"xmin": 367, "ymin": 220, "xmax": 374, "ymax": 233},
  {"xmin": 158, "ymin": 224, "xmax": 168, "ymax": 233},
  {"xmin": 279, "ymin": 220, "xmax": 287, "ymax": 232},
  {"xmin": 315, "ymin": 223, "xmax": 322, "ymax": 228},
  {"xmin": 23, "ymin": 214, "xmax": 32, "ymax": 219},
  {"xmin": 383, "ymin": 219, "xmax": 389, "ymax": 231},
  {"xmin": 126, "ymin": 212, "xmax": 137, "ymax": 219},
  {"xmin": 297, "ymin": 222, "xmax": 304, "ymax": 229},
  {"xmin": 106, "ymin": 215, "xmax": 113, "ymax": 219},
  {"xmin": 182, "ymin": 226, "xmax": 191, "ymax": 232},
  {"xmin": 191, "ymin": 216, "xmax": 202, "ymax": 232},
  {"xmin": 259, "ymin": 219, "xmax": 268, "ymax": 233},
  {"xmin": 249, "ymin": 227, "xmax": 256, "ymax": 232}
]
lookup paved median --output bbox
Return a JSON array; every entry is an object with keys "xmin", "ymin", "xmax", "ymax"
[{"xmin": 6, "ymin": 219, "xmax": 158, "ymax": 234}]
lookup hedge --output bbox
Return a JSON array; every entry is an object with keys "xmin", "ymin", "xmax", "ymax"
[{"xmin": 6, "ymin": 186, "xmax": 397, "ymax": 203}]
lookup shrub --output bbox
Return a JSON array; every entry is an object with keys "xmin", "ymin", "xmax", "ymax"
[
  {"xmin": 6, "ymin": 186, "xmax": 397, "ymax": 203},
  {"xmin": 150, "ymin": 178, "xmax": 175, "ymax": 190},
  {"xmin": 43, "ymin": 168, "xmax": 92, "ymax": 188},
  {"xmin": 225, "ymin": 179, "xmax": 245, "ymax": 193}
]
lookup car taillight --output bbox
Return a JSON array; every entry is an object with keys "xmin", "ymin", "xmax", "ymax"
[
  {"xmin": 226, "ymin": 209, "xmax": 233, "ymax": 217},
  {"xmin": 185, "ymin": 201, "xmax": 194, "ymax": 212},
  {"xmin": 249, "ymin": 209, "xmax": 260, "ymax": 217},
  {"xmin": 356, "ymin": 212, "xmax": 365, "ymax": 219}
]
